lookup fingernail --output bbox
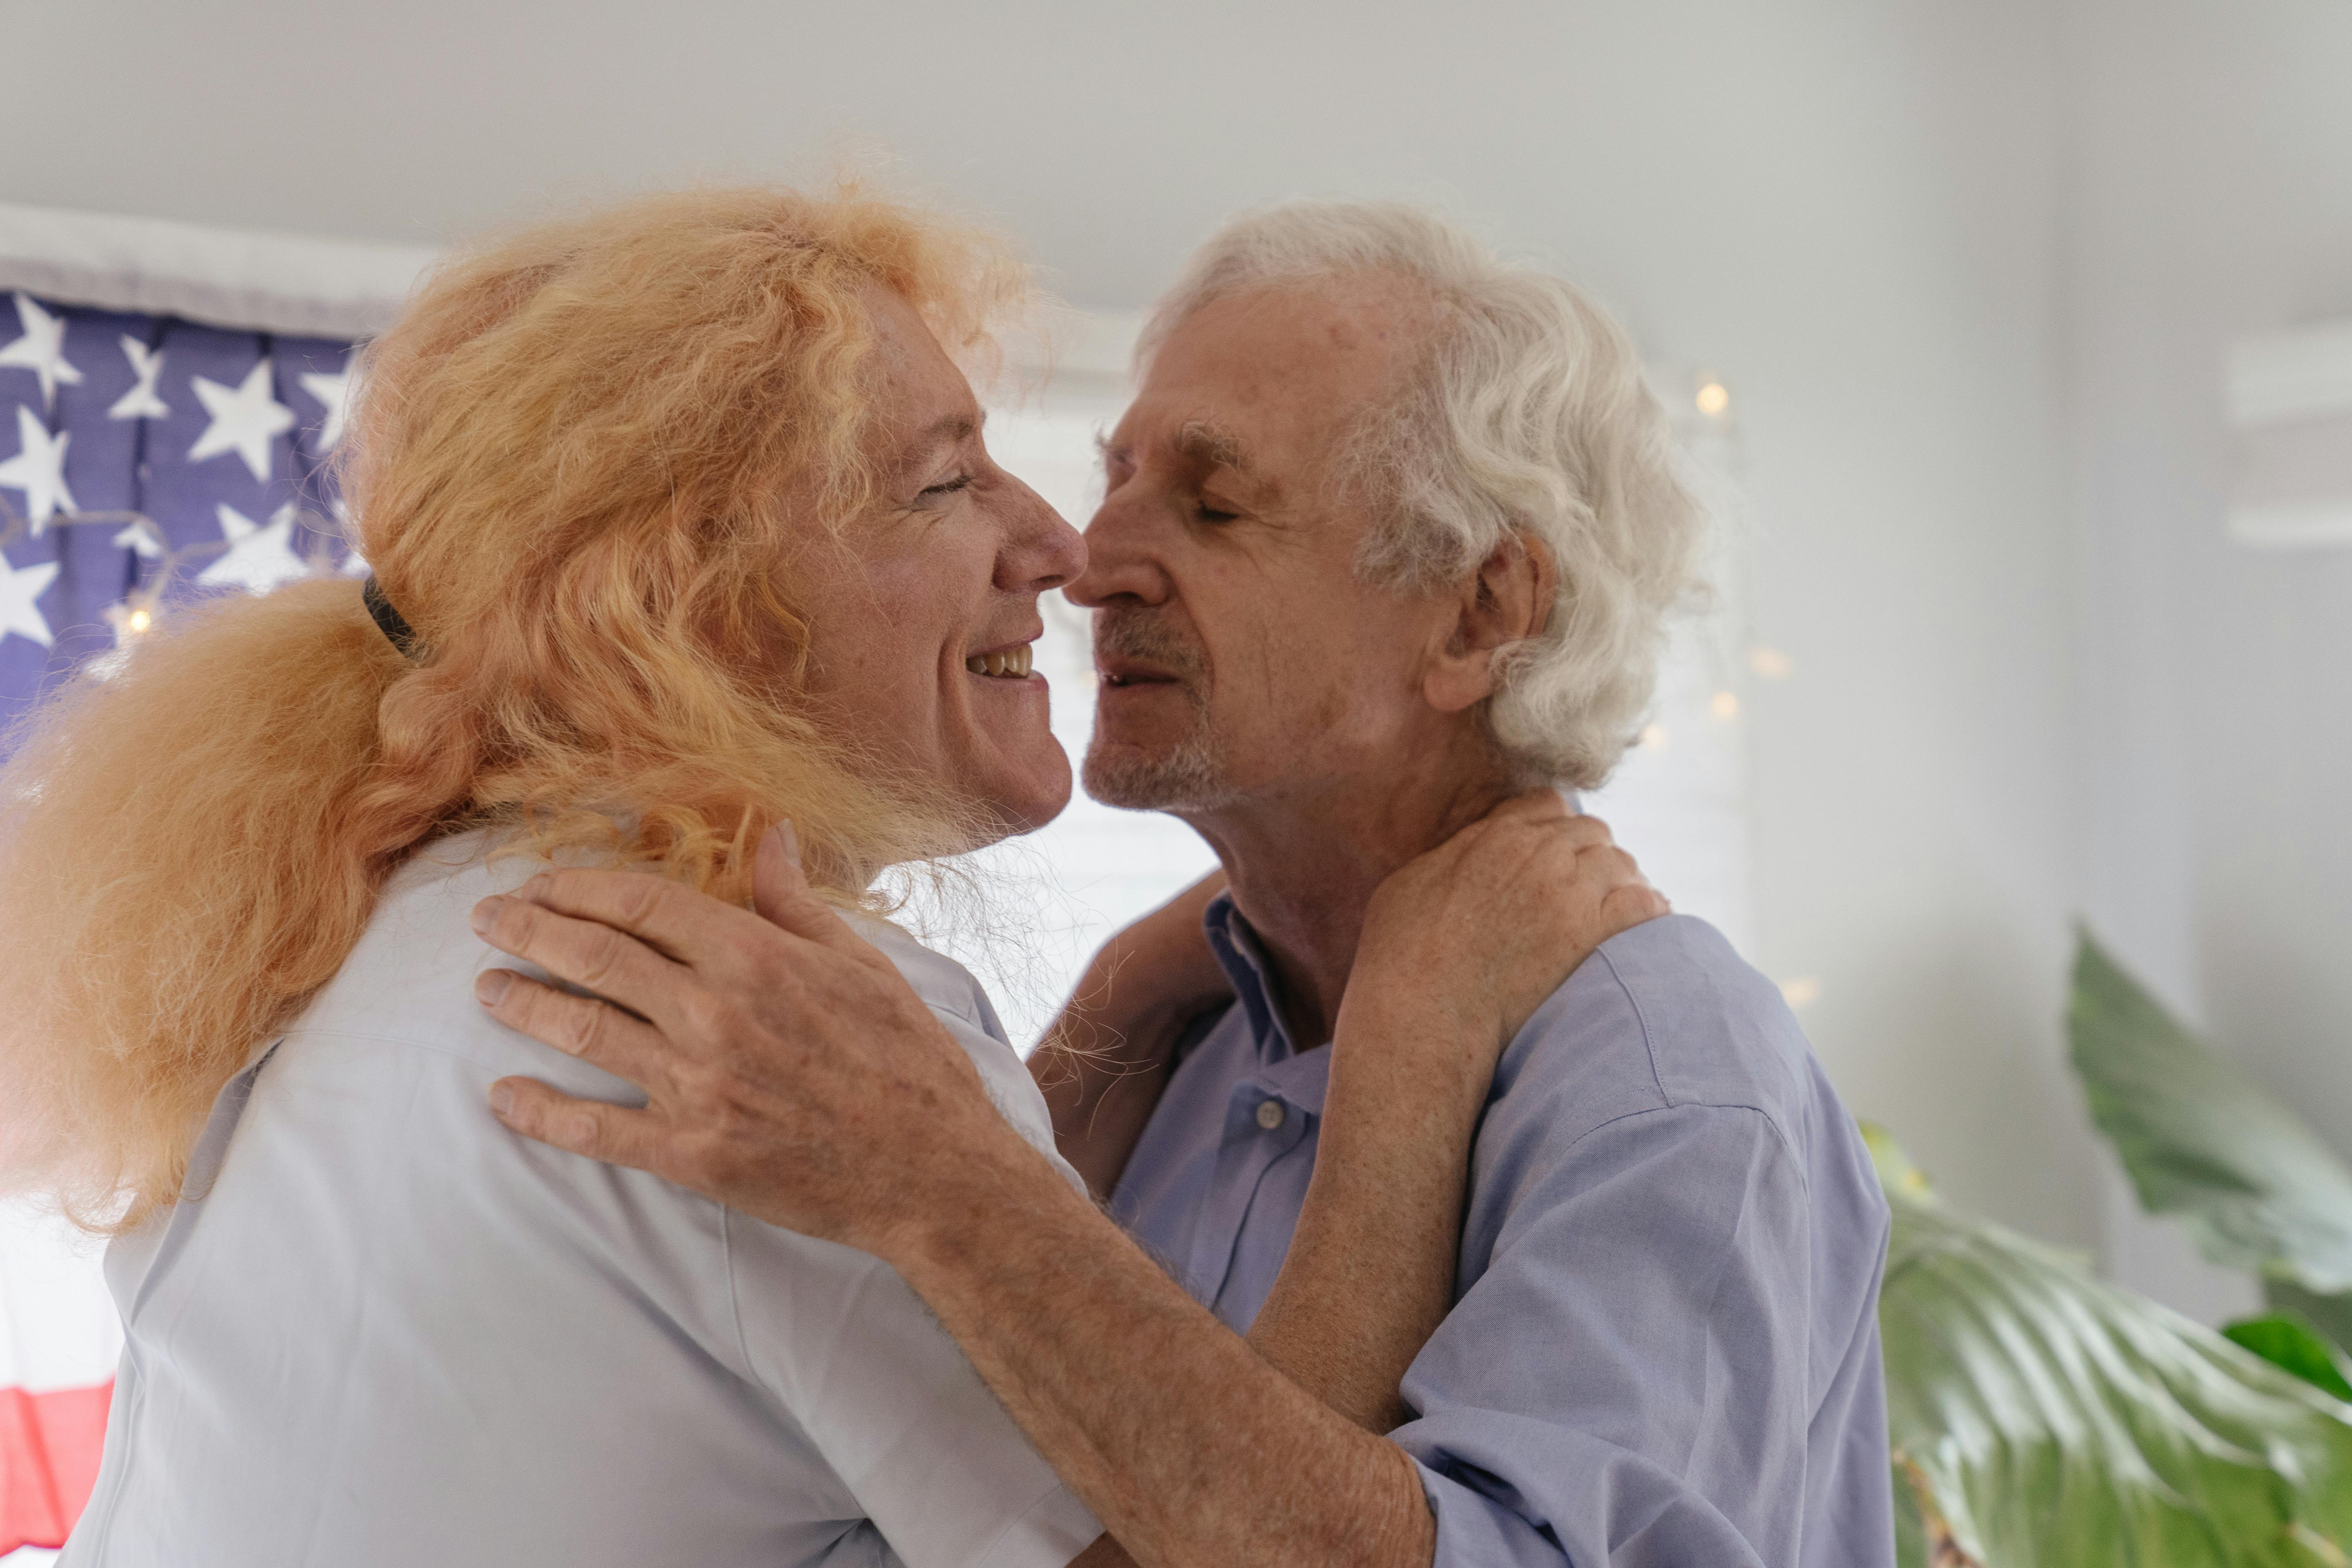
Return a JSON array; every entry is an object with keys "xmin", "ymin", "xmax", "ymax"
[
  {"xmin": 470, "ymin": 897, "xmax": 504, "ymax": 938},
  {"xmin": 474, "ymin": 969, "xmax": 513, "ymax": 1006},
  {"xmin": 774, "ymin": 819, "xmax": 801, "ymax": 867},
  {"xmin": 488, "ymin": 1081, "xmax": 515, "ymax": 1118}
]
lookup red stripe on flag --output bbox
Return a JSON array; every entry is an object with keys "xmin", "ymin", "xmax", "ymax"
[{"xmin": 1, "ymin": 1380, "xmax": 112, "ymax": 1554}]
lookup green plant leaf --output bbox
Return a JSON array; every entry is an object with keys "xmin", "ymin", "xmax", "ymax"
[
  {"xmin": 2268, "ymin": 1280, "xmax": 2352, "ymax": 1362},
  {"xmin": 2223, "ymin": 1315, "xmax": 2352, "ymax": 1403},
  {"xmin": 2067, "ymin": 931, "xmax": 2352, "ymax": 1318},
  {"xmin": 1869, "ymin": 1124, "xmax": 2352, "ymax": 1568}
]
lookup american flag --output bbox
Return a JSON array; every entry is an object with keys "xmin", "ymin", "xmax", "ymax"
[
  {"xmin": 0, "ymin": 289, "xmax": 362, "ymax": 1556},
  {"xmin": 0, "ymin": 290, "xmax": 364, "ymax": 724}
]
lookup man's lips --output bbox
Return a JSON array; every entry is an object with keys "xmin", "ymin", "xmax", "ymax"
[{"xmin": 1096, "ymin": 658, "xmax": 1182, "ymax": 687}]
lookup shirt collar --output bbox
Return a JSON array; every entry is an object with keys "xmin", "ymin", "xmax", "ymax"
[{"xmin": 1203, "ymin": 890, "xmax": 1303, "ymax": 1064}]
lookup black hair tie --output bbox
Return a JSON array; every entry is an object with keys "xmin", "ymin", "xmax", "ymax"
[{"xmin": 361, "ymin": 576, "xmax": 421, "ymax": 661}]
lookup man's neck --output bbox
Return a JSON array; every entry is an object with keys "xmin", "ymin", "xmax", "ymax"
[{"xmin": 1180, "ymin": 751, "xmax": 1527, "ymax": 1051}]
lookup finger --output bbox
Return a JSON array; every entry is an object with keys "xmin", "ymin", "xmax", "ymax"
[
  {"xmin": 512, "ymin": 867, "xmax": 771, "ymax": 970},
  {"xmin": 1599, "ymin": 881, "xmax": 1673, "ymax": 929},
  {"xmin": 753, "ymin": 822, "xmax": 894, "ymax": 969},
  {"xmin": 471, "ymin": 893, "xmax": 695, "ymax": 1032},
  {"xmin": 474, "ymin": 967, "xmax": 672, "ymax": 1091},
  {"xmin": 1569, "ymin": 842, "xmax": 1645, "ymax": 889},
  {"xmin": 488, "ymin": 1076, "xmax": 673, "ymax": 1176},
  {"xmin": 1557, "ymin": 813, "xmax": 1617, "ymax": 851},
  {"xmin": 753, "ymin": 821, "xmax": 832, "ymax": 941}
]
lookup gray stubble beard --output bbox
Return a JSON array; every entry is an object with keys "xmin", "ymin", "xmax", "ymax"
[
  {"xmin": 1082, "ymin": 721, "xmax": 1232, "ymax": 812},
  {"xmin": 1082, "ymin": 609, "xmax": 1237, "ymax": 813}
]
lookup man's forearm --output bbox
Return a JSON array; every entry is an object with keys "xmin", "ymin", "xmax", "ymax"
[{"xmin": 886, "ymin": 1131, "xmax": 1435, "ymax": 1568}]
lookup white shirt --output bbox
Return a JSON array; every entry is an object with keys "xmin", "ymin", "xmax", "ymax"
[{"xmin": 62, "ymin": 833, "xmax": 1100, "ymax": 1568}]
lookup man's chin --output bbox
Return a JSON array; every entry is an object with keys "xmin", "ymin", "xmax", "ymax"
[{"xmin": 1081, "ymin": 738, "xmax": 1231, "ymax": 812}]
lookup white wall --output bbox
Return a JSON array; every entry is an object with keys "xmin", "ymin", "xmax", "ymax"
[
  {"xmin": 0, "ymin": 0, "xmax": 2102, "ymax": 1247},
  {"xmin": 2063, "ymin": 0, "xmax": 2352, "ymax": 1316}
]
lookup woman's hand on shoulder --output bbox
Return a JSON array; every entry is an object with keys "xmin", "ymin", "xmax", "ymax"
[
  {"xmin": 468, "ymin": 825, "xmax": 1026, "ymax": 1262},
  {"xmin": 1343, "ymin": 791, "xmax": 1668, "ymax": 1092}
]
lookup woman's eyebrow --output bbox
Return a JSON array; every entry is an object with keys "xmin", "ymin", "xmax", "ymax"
[{"xmin": 902, "ymin": 414, "xmax": 980, "ymax": 470}]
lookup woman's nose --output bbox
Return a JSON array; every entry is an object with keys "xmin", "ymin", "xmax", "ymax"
[{"xmin": 997, "ymin": 475, "xmax": 1087, "ymax": 592}]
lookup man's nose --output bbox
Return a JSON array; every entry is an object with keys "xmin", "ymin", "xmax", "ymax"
[{"xmin": 1065, "ymin": 490, "xmax": 1167, "ymax": 610}]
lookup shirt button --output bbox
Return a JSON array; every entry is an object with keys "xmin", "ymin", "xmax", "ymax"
[{"xmin": 1255, "ymin": 1099, "xmax": 1285, "ymax": 1131}]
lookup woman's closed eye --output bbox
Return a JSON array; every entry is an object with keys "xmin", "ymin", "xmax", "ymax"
[{"xmin": 917, "ymin": 474, "xmax": 974, "ymax": 504}]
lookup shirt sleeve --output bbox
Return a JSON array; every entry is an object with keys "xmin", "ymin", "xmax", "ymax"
[
  {"xmin": 723, "ymin": 1006, "xmax": 1101, "ymax": 1568},
  {"xmin": 1390, "ymin": 1101, "xmax": 1814, "ymax": 1568}
]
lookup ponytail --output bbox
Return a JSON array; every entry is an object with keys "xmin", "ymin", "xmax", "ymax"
[{"xmin": 0, "ymin": 580, "xmax": 452, "ymax": 1232}]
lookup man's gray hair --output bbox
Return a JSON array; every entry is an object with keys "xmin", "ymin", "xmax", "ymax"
[{"xmin": 1138, "ymin": 202, "xmax": 1705, "ymax": 788}]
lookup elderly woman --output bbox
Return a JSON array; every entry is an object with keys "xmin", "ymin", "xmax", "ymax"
[{"xmin": 0, "ymin": 188, "xmax": 1654, "ymax": 1567}]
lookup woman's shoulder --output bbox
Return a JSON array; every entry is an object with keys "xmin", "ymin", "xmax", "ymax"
[
  {"xmin": 278, "ymin": 830, "xmax": 640, "ymax": 1103},
  {"xmin": 838, "ymin": 910, "xmax": 1007, "ymax": 1041},
  {"xmin": 840, "ymin": 912, "xmax": 1082, "ymax": 1193}
]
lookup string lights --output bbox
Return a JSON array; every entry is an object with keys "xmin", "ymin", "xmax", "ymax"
[{"xmin": 0, "ymin": 492, "xmax": 348, "ymax": 658}]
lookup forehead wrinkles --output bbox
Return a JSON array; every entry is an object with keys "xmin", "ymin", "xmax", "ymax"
[{"xmin": 1169, "ymin": 278, "xmax": 1439, "ymax": 494}]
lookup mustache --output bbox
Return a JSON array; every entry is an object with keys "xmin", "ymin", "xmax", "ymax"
[{"xmin": 1091, "ymin": 607, "xmax": 1208, "ymax": 681}]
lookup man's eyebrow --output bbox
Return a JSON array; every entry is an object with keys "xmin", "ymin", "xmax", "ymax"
[{"xmin": 1171, "ymin": 419, "xmax": 1252, "ymax": 476}]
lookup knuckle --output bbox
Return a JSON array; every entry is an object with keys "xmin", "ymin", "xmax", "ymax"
[
  {"xmin": 1564, "ymin": 814, "xmax": 1613, "ymax": 849},
  {"xmin": 565, "ymin": 996, "xmax": 609, "ymax": 1058},
  {"xmin": 565, "ymin": 1105, "xmax": 606, "ymax": 1150},
  {"xmin": 488, "ymin": 896, "xmax": 539, "ymax": 952},
  {"xmin": 711, "ymin": 925, "xmax": 771, "ymax": 979},
  {"xmin": 676, "ymin": 1056, "xmax": 738, "ymax": 1110},
  {"xmin": 579, "ymin": 925, "xmax": 631, "ymax": 988},
  {"xmin": 617, "ymin": 874, "xmax": 667, "ymax": 929},
  {"xmin": 679, "ymin": 985, "xmax": 748, "ymax": 1045}
]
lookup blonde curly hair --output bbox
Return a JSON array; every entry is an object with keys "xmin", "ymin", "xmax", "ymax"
[{"xmin": 0, "ymin": 183, "xmax": 1026, "ymax": 1233}]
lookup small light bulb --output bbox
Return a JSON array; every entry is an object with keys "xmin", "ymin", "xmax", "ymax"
[
  {"xmin": 1748, "ymin": 646, "xmax": 1793, "ymax": 680},
  {"xmin": 1695, "ymin": 380, "xmax": 1730, "ymax": 417},
  {"xmin": 1637, "ymin": 722, "xmax": 1669, "ymax": 751},
  {"xmin": 127, "ymin": 608, "xmax": 152, "ymax": 635},
  {"xmin": 1710, "ymin": 690, "xmax": 1740, "ymax": 721},
  {"xmin": 1779, "ymin": 977, "xmax": 1822, "ymax": 1009}
]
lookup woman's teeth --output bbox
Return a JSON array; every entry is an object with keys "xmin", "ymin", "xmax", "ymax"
[{"xmin": 965, "ymin": 645, "xmax": 1034, "ymax": 679}]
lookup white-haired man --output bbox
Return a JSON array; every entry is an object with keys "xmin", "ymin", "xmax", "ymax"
[{"xmin": 473, "ymin": 204, "xmax": 1895, "ymax": 1565}]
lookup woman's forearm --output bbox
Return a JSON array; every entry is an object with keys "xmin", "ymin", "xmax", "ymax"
[
  {"xmin": 1245, "ymin": 993, "xmax": 1489, "ymax": 1432},
  {"xmin": 888, "ymin": 1129, "xmax": 1437, "ymax": 1568}
]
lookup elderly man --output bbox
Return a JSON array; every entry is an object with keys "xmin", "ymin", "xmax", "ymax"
[{"xmin": 473, "ymin": 203, "xmax": 1894, "ymax": 1565}]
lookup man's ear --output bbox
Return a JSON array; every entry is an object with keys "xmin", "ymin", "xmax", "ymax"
[{"xmin": 1422, "ymin": 535, "xmax": 1557, "ymax": 715}]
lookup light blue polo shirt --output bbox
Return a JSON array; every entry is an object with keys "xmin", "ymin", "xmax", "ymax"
[
  {"xmin": 63, "ymin": 832, "xmax": 1098, "ymax": 1568},
  {"xmin": 1112, "ymin": 896, "xmax": 1897, "ymax": 1568}
]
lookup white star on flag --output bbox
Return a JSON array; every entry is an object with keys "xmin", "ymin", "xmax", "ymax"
[
  {"xmin": 112, "ymin": 518, "xmax": 165, "ymax": 559},
  {"xmin": 109, "ymin": 337, "xmax": 170, "ymax": 421},
  {"xmin": 0, "ymin": 294, "xmax": 85, "ymax": 411},
  {"xmin": 199, "ymin": 502, "xmax": 310, "ymax": 594},
  {"xmin": 298, "ymin": 352, "xmax": 360, "ymax": 453},
  {"xmin": 0, "ymin": 553, "xmax": 61, "ymax": 648},
  {"xmin": 0, "ymin": 404, "xmax": 76, "ymax": 532},
  {"xmin": 189, "ymin": 359, "xmax": 295, "ymax": 483}
]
